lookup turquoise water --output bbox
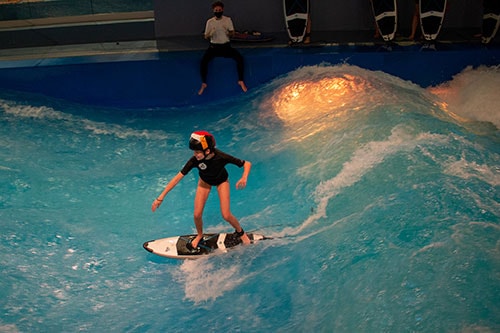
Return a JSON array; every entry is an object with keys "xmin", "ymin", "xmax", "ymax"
[{"xmin": 1, "ymin": 63, "xmax": 499, "ymax": 332}]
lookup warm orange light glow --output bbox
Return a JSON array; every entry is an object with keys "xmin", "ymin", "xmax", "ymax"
[
  {"xmin": 266, "ymin": 75, "xmax": 370, "ymax": 142},
  {"xmin": 435, "ymin": 100, "xmax": 449, "ymax": 112},
  {"xmin": 428, "ymin": 86, "xmax": 471, "ymax": 123}
]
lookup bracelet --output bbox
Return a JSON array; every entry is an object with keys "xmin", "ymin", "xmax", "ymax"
[
  {"xmin": 235, "ymin": 229, "xmax": 245, "ymax": 237},
  {"xmin": 156, "ymin": 198, "xmax": 163, "ymax": 202}
]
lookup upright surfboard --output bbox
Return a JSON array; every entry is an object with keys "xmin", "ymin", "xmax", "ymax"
[
  {"xmin": 283, "ymin": 0, "xmax": 310, "ymax": 43},
  {"xmin": 371, "ymin": 0, "xmax": 398, "ymax": 41},
  {"xmin": 481, "ymin": 0, "xmax": 500, "ymax": 44},
  {"xmin": 143, "ymin": 232, "xmax": 270, "ymax": 260},
  {"xmin": 419, "ymin": 0, "xmax": 447, "ymax": 41}
]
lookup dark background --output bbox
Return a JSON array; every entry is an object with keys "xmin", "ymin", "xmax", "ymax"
[
  {"xmin": 0, "ymin": 0, "xmax": 488, "ymax": 48},
  {"xmin": 154, "ymin": 0, "xmax": 483, "ymax": 38}
]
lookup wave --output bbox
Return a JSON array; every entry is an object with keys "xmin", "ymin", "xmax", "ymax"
[
  {"xmin": 259, "ymin": 64, "xmax": 420, "ymax": 125},
  {"xmin": 444, "ymin": 155, "xmax": 500, "ymax": 187},
  {"xmin": 429, "ymin": 65, "xmax": 500, "ymax": 128},
  {"xmin": 249, "ymin": 64, "xmax": 500, "ymax": 238},
  {"xmin": 276, "ymin": 125, "xmax": 449, "ymax": 238},
  {"xmin": 0, "ymin": 99, "xmax": 170, "ymax": 140}
]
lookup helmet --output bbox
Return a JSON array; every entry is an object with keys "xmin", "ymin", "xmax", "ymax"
[{"xmin": 189, "ymin": 131, "xmax": 216, "ymax": 151}]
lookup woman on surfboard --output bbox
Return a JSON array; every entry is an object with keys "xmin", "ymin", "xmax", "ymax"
[
  {"xmin": 152, "ymin": 131, "xmax": 252, "ymax": 252},
  {"xmin": 198, "ymin": 1, "xmax": 247, "ymax": 95}
]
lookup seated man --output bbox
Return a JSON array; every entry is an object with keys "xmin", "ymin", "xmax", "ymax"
[{"xmin": 198, "ymin": 1, "xmax": 247, "ymax": 95}]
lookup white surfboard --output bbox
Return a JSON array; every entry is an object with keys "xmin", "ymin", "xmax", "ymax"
[
  {"xmin": 419, "ymin": 0, "xmax": 447, "ymax": 41},
  {"xmin": 283, "ymin": 0, "xmax": 310, "ymax": 43},
  {"xmin": 481, "ymin": 0, "xmax": 500, "ymax": 44},
  {"xmin": 371, "ymin": 0, "xmax": 398, "ymax": 41},
  {"xmin": 143, "ymin": 232, "xmax": 270, "ymax": 260}
]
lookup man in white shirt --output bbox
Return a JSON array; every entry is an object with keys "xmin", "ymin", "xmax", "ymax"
[{"xmin": 198, "ymin": 1, "xmax": 247, "ymax": 95}]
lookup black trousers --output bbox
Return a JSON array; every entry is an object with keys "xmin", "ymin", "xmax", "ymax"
[{"xmin": 200, "ymin": 43, "xmax": 244, "ymax": 83}]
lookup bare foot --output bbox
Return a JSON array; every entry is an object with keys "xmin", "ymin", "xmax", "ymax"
[
  {"xmin": 304, "ymin": 36, "xmax": 311, "ymax": 44},
  {"xmin": 240, "ymin": 232, "xmax": 251, "ymax": 245},
  {"xmin": 198, "ymin": 83, "xmax": 207, "ymax": 95},
  {"xmin": 238, "ymin": 81, "xmax": 248, "ymax": 92},
  {"xmin": 190, "ymin": 234, "xmax": 203, "ymax": 248}
]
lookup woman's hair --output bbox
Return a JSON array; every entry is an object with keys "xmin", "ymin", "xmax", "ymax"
[{"xmin": 212, "ymin": 1, "xmax": 224, "ymax": 9}]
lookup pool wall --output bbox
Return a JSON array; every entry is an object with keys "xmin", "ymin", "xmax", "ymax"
[{"xmin": 0, "ymin": 44, "xmax": 499, "ymax": 108}]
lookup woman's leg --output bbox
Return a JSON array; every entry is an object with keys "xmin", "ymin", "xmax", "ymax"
[
  {"xmin": 192, "ymin": 179, "xmax": 211, "ymax": 248},
  {"xmin": 217, "ymin": 181, "xmax": 251, "ymax": 244}
]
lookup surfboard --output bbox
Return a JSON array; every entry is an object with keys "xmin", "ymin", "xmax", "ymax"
[
  {"xmin": 481, "ymin": 0, "xmax": 500, "ymax": 44},
  {"xmin": 230, "ymin": 31, "xmax": 275, "ymax": 43},
  {"xmin": 283, "ymin": 0, "xmax": 310, "ymax": 43},
  {"xmin": 143, "ymin": 232, "xmax": 270, "ymax": 260},
  {"xmin": 371, "ymin": 0, "xmax": 398, "ymax": 41},
  {"xmin": 419, "ymin": 0, "xmax": 447, "ymax": 41}
]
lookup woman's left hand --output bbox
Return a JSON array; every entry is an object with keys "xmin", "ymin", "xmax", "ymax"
[{"xmin": 236, "ymin": 178, "xmax": 247, "ymax": 189}]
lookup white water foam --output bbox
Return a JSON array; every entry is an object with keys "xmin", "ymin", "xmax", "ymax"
[
  {"xmin": 0, "ymin": 324, "xmax": 19, "ymax": 333},
  {"xmin": 278, "ymin": 125, "xmax": 448, "ymax": 238},
  {"xmin": 0, "ymin": 100, "xmax": 170, "ymax": 140},
  {"xmin": 429, "ymin": 65, "xmax": 500, "ymax": 128},
  {"xmin": 444, "ymin": 156, "xmax": 500, "ymax": 187},
  {"xmin": 172, "ymin": 259, "xmax": 244, "ymax": 304}
]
